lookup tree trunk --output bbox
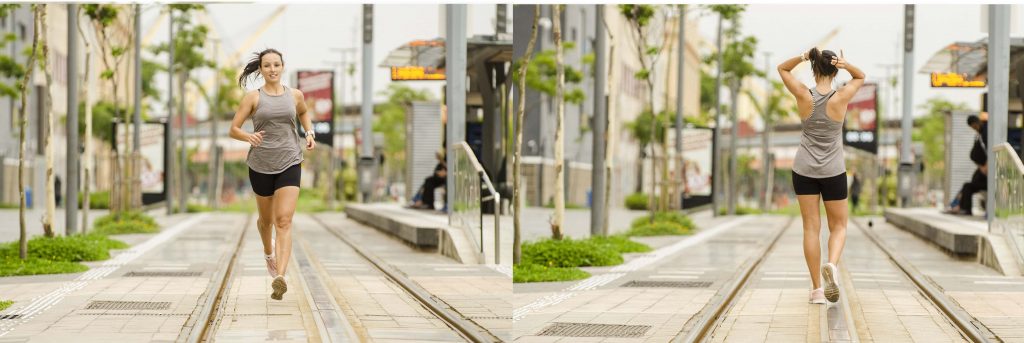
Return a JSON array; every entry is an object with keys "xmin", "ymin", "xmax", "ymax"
[
  {"xmin": 40, "ymin": 5, "xmax": 56, "ymax": 237},
  {"xmin": 19, "ymin": 6, "xmax": 42, "ymax": 258},
  {"xmin": 513, "ymin": 5, "xmax": 540, "ymax": 264},
  {"xmin": 551, "ymin": 4, "xmax": 564, "ymax": 240},
  {"xmin": 78, "ymin": 7, "xmax": 93, "ymax": 234},
  {"xmin": 728, "ymin": 82, "xmax": 739, "ymax": 215}
]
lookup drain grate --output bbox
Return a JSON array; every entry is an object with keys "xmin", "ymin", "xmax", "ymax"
[
  {"xmin": 85, "ymin": 301, "xmax": 171, "ymax": 311},
  {"xmin": 124, "ymin": 271, "xmax": 202, "ymax": 277},
  {"xmin": 537, "ymin": 322, "xmax": 650, "ymax": 337},
  {"xmin": 467, "ymin": 316, "xmax": 513, "ymax": 320},
  {"xmin": 621, "ymin": 280, "xmax": 712, "ymax": 288},
  {"xmin": 0, "ymin": 314, "xmax": 20, "ymax": 320}
]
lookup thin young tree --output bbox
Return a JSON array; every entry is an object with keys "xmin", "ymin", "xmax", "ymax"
[
  {"xmin": 76, "ymin": 6, "xmax": 96, "ymax": 232},
  {"xmin": 38, "ymin": 5, "xmax": 57, "ymax": 238},
  {"xmin": 513, "ymin": 4, "xmax": 540, "ymax": 264},
  {"xmin": 551, "ymin": 4, "xmax": 566, "ymax": 240},
  {"xmin": 84, "ymin": 4, "xmax": 129, "ymax": 214},
  {"xmin": 16, "ymin": 5, "xmax": 42, "ymax": 258}
]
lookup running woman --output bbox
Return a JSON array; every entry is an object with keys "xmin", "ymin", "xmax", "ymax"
[
  {"xmin": 229, "ymin": 48, "xmax": 316, "ymax": 300},
  {"xmin": 777, "ymin": 48, "xmax": 865, "ymax": 304}
]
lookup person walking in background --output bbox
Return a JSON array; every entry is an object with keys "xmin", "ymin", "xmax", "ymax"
[
  {"xmin": 778, "ymin": 47, "xmax": 865, "ymax": 304},
  {"xmin": 229, "ymin": 48, "xmax": 316, "ymax": 301}
]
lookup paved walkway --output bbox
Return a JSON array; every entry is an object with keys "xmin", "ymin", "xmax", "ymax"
[
  {"xmin": 860, "ymin": 216, "xmax": 1024, "ymax": 342},
  {"xmin": 513, "ymin": 214, "xmax": 784, "ymax": 342}
]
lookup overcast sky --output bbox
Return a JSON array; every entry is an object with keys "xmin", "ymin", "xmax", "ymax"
[
  {"xmin": 141, "ymin": 4, "xmax": 1019, "ymax": 120},
  {"xmin": 694, "ymin": 4, "xmax": 1022, "ymax": 119}
]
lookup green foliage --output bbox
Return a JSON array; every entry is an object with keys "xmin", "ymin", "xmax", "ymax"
[
  {"xmin": 587, "ymin": 235, "xmax": 652, "ymax": 254},
  {"xmin": 512, "ymin": 42, "xmax": 589, "ymax": 105},
  {"xmin": 82, "ymin": 4, "xmax": 118, "ymax": 26},
  {"xmin": 717, "ymin": 206, "xmax": 763, "ymax": 216},
  {"xmin": 141, "ymin": 59, "xmax": 165, "ymax": 101},
  {"xmin": 627, "ymin": 221, "xmax": 691, "ymax": 236},
  {"xmin": 745, "ymin": 80, "xmax": 797, "ymax": 125},
  {"xmin": 630, "ymin": 211, "xmax": 696, "ymax": 231},
  {"xmin": 78, "ymin": 100, "xmax": 126, "ymax": 145},
  {"xmin": 374, "ymin": 84, "xmax": 433, "ymax": 181},
  {"xmin": 342, "ymin": 168, "xmax": 358, "ymax": 201},
  {"xmin": 618, "ymin": 5, "xmax": 657, "ymax": 27},
  {"xmin": 0, "ymin": 234, "xmax": 127, "ymax": 262},
  {"xmin": 0, "ymin": 4, "xmax": 19, "ymax": 19},
  {"xmin": 77, "ymin": 190, "xmax": 110, "ymax": 209},
  {"xmin": 513, "ymin": 263, "xmax": 590, "ymax": 283},
  {"xmin": 0, "ymin": 300, "xmax": 11, "ymax": 312},
  {"xmin": 0, "ymin": 29, "xmax": 26, "ymax": 99},
  {"xmin": 220, "ymin": 198, "xmax": 256, "ymax": 213},
  {"xmin": 521, "ymin": 238, "xmax": 623, "ymax": 268},
  {"xmin": 625, "ymin": 193, "xmax": 649, "ymax": 210},
  {"xmin": 92, "ymin": 211, "xmax": 159, "ymax": 235},
  {"xmin": 705, "ymin": 5, "xmax": 746, "ymax": 21},
  {"xmin": 914, "ymin": 97, "xmax": 968, "ymax": 189},
  {"xmin": 186, "ymin": 203, "xmax": 211, "ymax": 213},
  {"xmin": 0, "ymin": 257, "xmax": 88, "ymax": 277},
  {"xmin": 625, "ymin": 110, "xmax": 674, "ymax": 150}
]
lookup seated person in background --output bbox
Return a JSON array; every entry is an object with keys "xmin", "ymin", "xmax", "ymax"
[
  {"xmin": 411, "ymin": 149, "xmax": 447, "ymax": 210},
  {"xmin": 946, "ymin": 115, "xmax": 987, "ymax": 215}
]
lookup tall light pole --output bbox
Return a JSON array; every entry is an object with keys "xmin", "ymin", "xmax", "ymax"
[
  {"xmin": 66, "ymin": 4, "xmax": 79, "ymax": 235},
  {"xmin": 986, "ymin": 5, "xmax": 1010, "ymax": 224},
  {"xmin": 674, "ymin": 4, "xmax": 686, "ymax": 212},
  {"xmin": 445, "ymin": 4, "xmax": 467, "ymax": 213},
  {"xmin": 592, "ymin": 4, "xmax": 607, "ymax": 236},
  {"xmin": 359, "ymin": 5, "xmax": 375, "ymax": 202},
  {"xmin": 898, "ymin": 5, "xmax": 915, "ymax": 207}
]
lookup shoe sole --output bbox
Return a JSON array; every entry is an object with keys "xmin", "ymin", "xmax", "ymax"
[
  {"xmin": 271, "ymin": 277, "xmax": 287, "ymax": 300},
  {"xmin": 810, "ymin": 299, "xmax": 827, "ymax": 305},
  {"xmin": 822, "ymin": 264, "xmax": 840, "ymax": 303}
]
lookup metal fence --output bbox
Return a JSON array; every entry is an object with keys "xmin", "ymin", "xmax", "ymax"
[
  {"xmin": 450, "ymin": 142, "xmax": 500, "ymax": 264},
  {"xmin": 992, "ymin": 143, "xmax": 1024, "ymax": 265}
]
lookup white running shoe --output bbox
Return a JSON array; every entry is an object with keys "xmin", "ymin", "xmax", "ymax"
[
  {"xmin": 809, "ymin": 288, "xmax": 827, "ymax": 304},
  {"xmin": 821, "ymin": 263, "xmax": 840, "ymax": 303}
]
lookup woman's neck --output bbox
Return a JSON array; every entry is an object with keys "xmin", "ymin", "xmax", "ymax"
[
  {"xmin": 263, "ymin": 81, "xmax": 284, "ymax": 95},
  {"xmin": 814, "ymin": 79, "xmax": 833, "ymax": 93}
]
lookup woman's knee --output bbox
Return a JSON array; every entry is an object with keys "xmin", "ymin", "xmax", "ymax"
[
  {"xmin": 274, "ymin": 215, "xmax": 293, "ymax": 230},
  {"xmin": 257, "ymin": 217, "xmax": 273, "ymax": 228}
]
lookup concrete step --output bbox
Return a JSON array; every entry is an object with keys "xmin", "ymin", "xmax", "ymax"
[
  {"xmin": 884, "ymin": 207, "xmax": 1022, "ymax": 276},
  {"xmin": 344, "ymin": 203, "xmax": 481, "ymax": 264}
]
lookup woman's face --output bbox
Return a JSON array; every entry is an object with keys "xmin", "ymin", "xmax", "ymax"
[{"xmin": 259, "ymin": 53, "xmax": 284, "ymax": 83}]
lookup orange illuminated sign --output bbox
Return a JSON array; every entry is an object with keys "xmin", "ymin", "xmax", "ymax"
[
  {"xmin": 391, "ymin": 66, "xmax": 446, "ymax": 81},
  {"xmin": 931, "ymin": 72, "xmax": 985, "ymax": 88}
]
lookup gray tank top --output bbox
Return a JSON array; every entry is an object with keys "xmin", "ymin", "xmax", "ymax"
[
  {"xmin": 793, "ymin": 88, "xmax": 845, "ymax": 178},
  {"xmin": 246, "ymin": 86, "xmax": 304, "ymax": 174}
]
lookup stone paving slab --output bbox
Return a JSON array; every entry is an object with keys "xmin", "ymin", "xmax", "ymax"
[
  {"xmin": 859, "ymin": 216, "xmax": 1024, "ymax": 342},
  {"xmin": 298, "ymin": 214, "xmax": 473, "ymax": 342},
  {"xmin": 0, "ymin": 213, "xmax": 244, "ymax": 342},
  {"xmin": 842, "ymin": 218, "xmax": 967, "ymax": 342},
  {"xmin": 514, "ymin": 215, "xmax": 788, "ymax": 342}
]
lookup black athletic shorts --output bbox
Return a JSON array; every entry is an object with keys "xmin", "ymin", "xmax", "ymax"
[
  {"xmin": 249, "ymin": 163, "xmax": 301, "ymax": 197},
  {"xmin": 792, "ymin": 171, "xmax": 847, "ymax": 201}
]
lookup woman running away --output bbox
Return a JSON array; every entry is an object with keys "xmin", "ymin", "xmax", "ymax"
[
  {"xmin": 229, "ymin": 48, "xmax": 316, "ymax": 300},
  {"xmin": 777, "ymin": 48, "xmax": 865, "ymax": 304}
]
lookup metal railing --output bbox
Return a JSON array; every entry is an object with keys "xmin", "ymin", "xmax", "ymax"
[
  {"xmin": 450, "ymin": 142, "xmax": 501, "ymax": 264},
  {"xmin": 992, "ymin": 143, "xmax": 1024, "ymax": 266}
]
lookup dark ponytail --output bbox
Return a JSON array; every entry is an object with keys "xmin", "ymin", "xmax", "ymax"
[
  {"xmin": 238, "ymin": 48, "xmax": 284, "ymax": 88},
  {"xmin": 807, "ymin": 47, "xmax": 838, "ymax": 80}
]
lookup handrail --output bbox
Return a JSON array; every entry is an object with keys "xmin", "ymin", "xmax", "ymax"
[
  {"xmin": 992, "ymin": 142, "xmax": 1024, "ymax": 271},
  {"xmin": 451, "ymin": 142, "xmax": 501, "ymax": 264}
]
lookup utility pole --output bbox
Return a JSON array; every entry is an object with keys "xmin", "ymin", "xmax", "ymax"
[
  {"xmin": 66, "ymin": 4, "xmax": 79, "ymax": 235},
  {"xmin": 132, "ymin": 4, "xmax": 142, "ymax": 209},
  {"xmin": 359, "ymin": 5, "xmax": 375, "ymax": 202},
  {"xmin": 328, "ymin": 47, "xmax": 356, "ymax": 208},
  {"xmin": 674, "ymin": 4, "xmax": 686, "ymax": 212},
  {"xmin": 592, "ymin": 4, "xmax": 607, "ymax": 236},
  {"xmin": 445, "ymin": 4, "xmax": 467, "ymax": 214},
  {"xmin": 712, "ymin": 14, "xmax": 724, "ymax": 216},
  {"xmin": 166, "ymin": 6, "xmax": 175, "ymax": 215},
  {"xmin": 987, "ymin": 4, "xmax": 1010, "ymax": 224},
  {"xmin": 898, "ymin": 5, "xmax": 915, "ymax": 207},
  {"xmin": 761, "ymin": 52, "xmax": 772, "ymax": 211}
]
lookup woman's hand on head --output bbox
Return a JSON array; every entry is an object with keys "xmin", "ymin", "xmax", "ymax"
[
  {"xmin": 306, "ymin": 135, "xmax": 316, "ymax": 150},
  {"xmin": 831, "ymin": 49, "xmax": 847, "ymax": 69}
]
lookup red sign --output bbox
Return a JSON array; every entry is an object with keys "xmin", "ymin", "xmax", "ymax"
[
  {"xmin": 296, "ymin": 70, "xmax": 334, "ymax": 146},
  {"xmin": 844, "ymin": 83, "xmax": 878, "ymax": 154}
]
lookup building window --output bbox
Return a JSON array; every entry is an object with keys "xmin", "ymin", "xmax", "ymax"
[{"xmin": 18, "ymin": 23, "xmax": 25, "ymax": 41}]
